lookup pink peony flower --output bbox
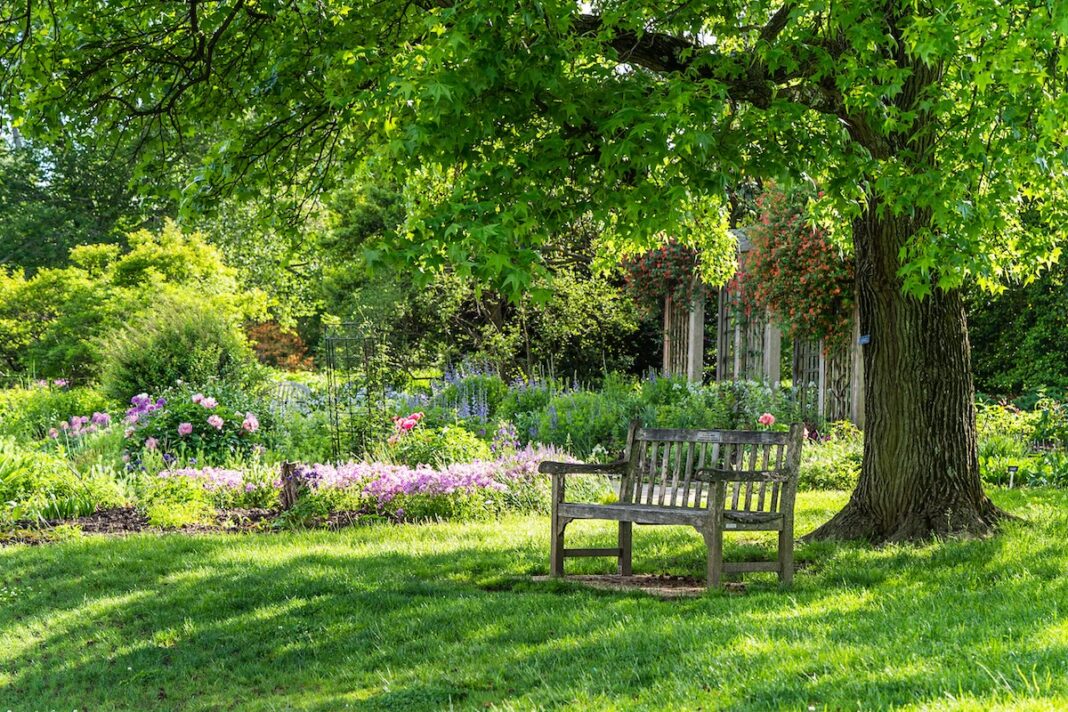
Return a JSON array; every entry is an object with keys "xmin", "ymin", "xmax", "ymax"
[
  {"xmin": 207, "ymin": 414, "xmax": 224, "ymax": 430},
  {"xmin": 178, "ymin": 422, "xmax": 193, "ymax": 436},
  {"xmin": 241, "ymin": 413, "xmax": 259, "ymax": 432},
  {"xmin": 200, "ymin": 397, "xmax": 218, "ymax": 409},
  {"xmin": 191, "ymin": 393, "xmax": 204, "ymax": 404},
  {"xmin": 145, "ymin": 437, "xmax": 159, "ymax": 450},
  {"xmin": 758, "ymin": 412, "xmax": 776, "ymax": 427}
]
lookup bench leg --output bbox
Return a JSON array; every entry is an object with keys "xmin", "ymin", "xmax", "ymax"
[
  {"xmin": 778, "ymin": 526, "xmax": 794, "ymax": 585},
  {"xmin": 550, "ymin": 517, "xmax": 569, "ymax": 577},
  {"xmin": 701, "ymin": 527, "xmax": 723, "ymax": 589},
  {"xmin": 618, "ymin": 521, "xmax": 632, "ymax": 576}
]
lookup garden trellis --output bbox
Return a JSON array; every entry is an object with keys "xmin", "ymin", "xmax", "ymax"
[
  {"xmin": 324, "ymin": 322, "xmax": 393, "ymax": 459},
  {"xmin": 715, "ymin": 230, "xmax": 864, "ymax": 427}
]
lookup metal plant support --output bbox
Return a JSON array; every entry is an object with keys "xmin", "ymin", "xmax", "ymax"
[{"xmin": 324, "ymin": 322, "xmax": 393, "ymax": 460}]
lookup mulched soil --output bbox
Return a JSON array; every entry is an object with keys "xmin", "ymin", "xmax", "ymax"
[{"xmin": 0, "ymin": 506, "xmax": 374, "ymax": 547}]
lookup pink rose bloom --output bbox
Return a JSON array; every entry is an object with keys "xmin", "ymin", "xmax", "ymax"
[
  {"xmin": 207, "ymin": 414, "xmax": 224, "ymax": 430},
  {"xmin": 145, "ymin": 437, "xmax": 158, "ymax": 450},
  {"xmin": 758, "ymin": 412, "xmax": 776, "ymax": 427},
  {"xmin": 241, "ymin": 413, "xmax": 259, "ymax": 432},
  {"xmin": 191, "ymin": 393, "xmax": 204, "ymax": 404},
  {"xmin": 200, "ymin": 397, "xmax": 218, "ymax": 409},
  {"xmin": 178, "ymin": 422, "xmax": 193, "ymax": 436},
  {"xmin": 48, "ymin": 428, "xmax": 59, "ymax": 439}
]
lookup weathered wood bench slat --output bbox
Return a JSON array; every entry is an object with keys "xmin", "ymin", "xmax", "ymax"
[
  {"xmin": 544, "ymin": 422, "xmax": 804, "ymax": 589},
  {"xmin": 636, "ymin": 428, "xmax": 789, "ymax": 444}
]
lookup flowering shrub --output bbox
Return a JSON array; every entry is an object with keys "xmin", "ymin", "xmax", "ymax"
[
  {"xmin": 733, "ymin": 187, "xmax": 855, "ymax": 348},
  {"xmin": 122, "ymin": 386, "xmax": 270, "ymax": 466},
  {"xmin": 622, "ymin": 240, "xmax": 703, "ymax": 312}
]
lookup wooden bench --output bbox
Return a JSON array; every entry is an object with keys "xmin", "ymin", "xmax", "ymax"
[{"xmin": 539, "ymin": 422, "xmax": 804, "ymax": 589}]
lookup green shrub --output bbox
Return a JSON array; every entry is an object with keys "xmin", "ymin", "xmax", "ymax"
[
  {"xmin": 385, "ymin": 424, "xmax": 492, "ymax": 467},
  {"xmin": 0, "ymin": 384, "xmax": 113, "ymax": 440},
  {"xmin": 271, "ymin": 409, "xmax": 335, "ymax": 464},
  {"xmin": 100, "ymin": 298, "xmax": 261, "ymax": 404},
  {"xmin": 533, "ymin": 389, "xmax": 639, "ymax": 457},
  {"xmin": 799, "ymin": 422, "xmax": 863, "ymax": 490},
  {"xmin": 0, "ymin": 439, "xmax": 124, "ymax": 522},
  {"xmin": 498, "ymin": 379, "xmax": 558, "ymax": 444},
  {"xmin": 976, "ymin": 403, "xmax": 1040, "ymax": 444}
]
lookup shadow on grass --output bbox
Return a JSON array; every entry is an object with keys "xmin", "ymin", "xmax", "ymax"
[{"xmin": 0, "ymin": 491, "xmax": 1066, "ymax": 710}]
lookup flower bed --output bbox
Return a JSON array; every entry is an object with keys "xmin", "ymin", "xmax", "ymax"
[{"xmin": 140, "ymin": 446, "xmax": 611, "ymax": 527}]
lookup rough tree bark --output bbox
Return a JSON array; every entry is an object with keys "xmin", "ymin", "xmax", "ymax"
[{"xmin": 806, "ymin": 201, "xmax": 1006, "ymax": 542}]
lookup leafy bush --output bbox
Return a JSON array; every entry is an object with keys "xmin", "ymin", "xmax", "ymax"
[
  {"xmin": 799, "ymin": 422, "xmax": 863, "ymax": 490},
  {"xmin": 270, "ymin": 409, "xmax": 335, "ymax": 464},
  {"xmin": 533, "ymin": 389, "xmax": 639, "ymax": 457},
  {"xmin": 384, "ymin": 421, "xmax": 491, "ymax": 467},
  {"xmin": 100, "ymin": 298, "xmax": 261, "ymax": 403},
  {"xmin": 0, "ymin": 383, "xmax": 112, "ymax": 440},
  {"xmin": 0, "ymin": 222, "xmax": 267, "ymax": 379},
  {"xmin": 498, "ymin": 378, "xmax": 558, "ymax": 443},
  {"xmin": 0, "ymin": 439, "xmax": 124, "ymax": 522}
]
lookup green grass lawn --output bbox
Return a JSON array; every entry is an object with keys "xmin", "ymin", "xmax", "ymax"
[{"xmin": 2, "ymin": 489, "xmax": 1067, "ymax": 711}]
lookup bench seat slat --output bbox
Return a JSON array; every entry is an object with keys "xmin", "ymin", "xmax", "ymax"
[{"xmin": 558, "ymin": 502, "xmax": 708, "ymax": 526}]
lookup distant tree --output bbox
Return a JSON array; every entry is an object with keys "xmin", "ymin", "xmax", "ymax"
[{"xmin": 0, "ymin": 136, "xmax": 170, "ymax": 271}]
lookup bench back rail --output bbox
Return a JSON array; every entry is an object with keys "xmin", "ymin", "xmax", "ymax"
[{"xmin": 620, "ymin": 426, "xmax": 801, "ymax": 518}]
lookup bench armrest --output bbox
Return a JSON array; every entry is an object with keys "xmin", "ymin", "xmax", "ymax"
[{"xmin": 539, "ymin": 460, "xmax": 628, "ymax": 476}]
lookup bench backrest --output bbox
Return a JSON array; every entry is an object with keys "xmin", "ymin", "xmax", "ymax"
[{"xmin": 619, "ymin": 423, "xmax": 804, "ymax": 516}]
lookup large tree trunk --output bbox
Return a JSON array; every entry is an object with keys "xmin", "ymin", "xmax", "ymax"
[{"xmin": 807, "ymin": 200, "xmax": 1005, "ymax": 543}]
